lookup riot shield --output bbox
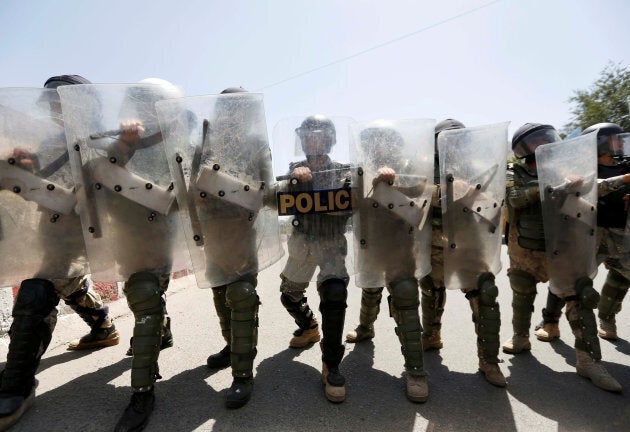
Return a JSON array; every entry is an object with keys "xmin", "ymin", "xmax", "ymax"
[
  {"xmin": 57, "ymin": 83, "xmax": 190, "ymax": 282},
  {"xmin": 536, "ymin": 134, "xmax": 598, "ymax": 295},
  {"xmin": 273, "ymin": 116, "xmax": 355, "ymax": 284},
  {"xmin": 0, "ymin": 88, "xmax": 88, "ymax": 285},
  {"xmin": 438, "ymin": 122, "xmax": 509, "ymax": 290},
  {"xmin": 349, "ymin": 119, "xmax": 435, "ymax": 288},
  {"xmin": 155, "ymin": 92, "xmax": 283, "ymax": 288}
]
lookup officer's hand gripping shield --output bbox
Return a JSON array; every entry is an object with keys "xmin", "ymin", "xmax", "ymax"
[
  {"xmin": 349, "ymin": 118, "xmax": 435, "ymax": 288},
  {"xmin": 156, "ymin": 92, "xmax": 283, "ymax": 288},
  {"xmin": 57, "ymin": 83, "xmax": 191, "ymax": 282},
  {"xmin": 535, "ymin": 133, "xmax": 598, "ymax": 296},
  {"xmin": 273, "ymin": 116, "xmax": 356, "ymax": 284},
  {"xmin": 0, "ymin": 88, "xmax": 89, "ymax": 285},
  {"xmin": 438, "ymin": 122, "xmax": 509, "ymax": 290}
]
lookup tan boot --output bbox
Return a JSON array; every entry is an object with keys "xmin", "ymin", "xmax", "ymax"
[
  {"xmin": 289, "ymin": 318, "xmax": 321, "ymax": 348},
  {"xmin": 345, "ymin": 325, "xmax": 375, "ymax": 343},
  {"xmin": 322, "ymin": 362, "xmax": 345, "ymax": 403},
  {"xmin": 406, "ymin": 374, "xmax": 428, "ymax": 403},
  {"xmin": 478, "ymin": 359, "xmax": 507, "ymax": 387},
  {"xmin": 575, "ymin": 350, "xmax": 622, "ymax": 392},
  {"xmin": 68, "ymin": 324, "xmax": 120, "ymax": 350},
  {"xmin": 422, "ymin": 330, "xmax": 443, "ymax": 351},
  {"xmin": 502, "ymin": 335, "xmax": 531, "ymax": 354},
  {"xmin": 598, "ymin": 318, "xmax": 618, "ymax": 340},
  {"xmin": 535, "ymin": 322, "xmax": 560, "ymax": 342}
]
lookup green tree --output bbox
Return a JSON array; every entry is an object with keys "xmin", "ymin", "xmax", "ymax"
[{"xmin": 565, "ymin": 62, "xmax": 630, "ymax": 133}]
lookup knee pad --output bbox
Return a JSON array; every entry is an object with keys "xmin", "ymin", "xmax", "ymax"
[
  {"xmin": 14, "ymin": 279, "xmax": 59, "ymax": 318},
  {"xmin": 390, "ymin": 278, "xmax": 420, "ymax": 310},
  {"xmin": 508, "ymin": 269, "xmax": 537, "ymax": 295},
  {"xmin": 477, "ymin": 273, "xmax": 499, "ymax": 307},
  {"xmin": 280, "ymin": 291, "xmax": 304, "ymax": 309},
  {"xmin": 124, "ymin": 272, "xmax": 162, "ymax": 315},
  {"xmin": 574, "ymin": 277, "xmax": 599, "ymax": 309},
  {"xmin": 226, "ymin": 280, "xmax": 258, "ymax": 311},
  {"xmin": 420, "ymin": 275, "xmax": 437, "ymax": 296},
  {"xmin": 319, "ymin": 279, "xmax": 348, "ymax": 308}
]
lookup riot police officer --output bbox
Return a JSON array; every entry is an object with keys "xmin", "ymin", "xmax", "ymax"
[
  {"xmin": 277, "ymin": 115, "xmax": 352, "ymax": 403},
  {"xmin": 0, "ymin": 75, "xmax": 119, "ymax": 430},
  {"xmin": 501, "ymin": 123, "xmax": 561, "ymax": 354},
  {"xmin": 348, "ymin": 120, "xmax": 434, "ymax": 402}
]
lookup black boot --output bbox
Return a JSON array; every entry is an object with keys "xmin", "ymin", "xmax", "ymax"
[
  {"xmin": 114, "ymin": 389, "xmax": 155, "ymax": 432},
  {"xmin": 207, "ymin": 345, "xmax": 231, "ymax": 369},
  {"xmin": 226, "ymin": 377, "xmax": 254, "ymax": 409}
]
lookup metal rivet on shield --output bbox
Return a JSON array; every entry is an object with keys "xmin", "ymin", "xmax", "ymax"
[
  {"xmin": 168, "ymin": 182, "xmax": 174, "ymax": 191},
  {"xmin": 145, "ymin": 183, "xmax": 153, "ymax": 190},
  {"xmin": 8, "ymin": 158, "xmax": 15, "ymax": 165},
  {"xmin": 447, "ymin": 174, "xmax": 454, "ymax": 183},
  {"xmin": 292, "ymin": 219, "xmax": 300, "ymax": 227},
  {"xmin": 372, "ymin": 202, "xmax": 379, "ymax": 208},
  {"xmin": 576, "ymin": 213, "xmax": 581, "ymax": 218},
  {"xmin": 590, "ymin": 229, "xmax": 595, "ymax": 236},
  {"xmin": 47, "ymin": 184, "xmax": 55, "ymax": 191},
  {"xmin": 493, "ymin": 202, "xmax": 497, "ymax": 208},
  {"xmin": 476, "ymin": 207, "xmax": 481, "ymax": 212},
  {"xmin": 563, "ymin": 215, "xmax": 569, "ymax": 221},
  {"xmin": 88, "ymin": 227, "xmax": 95, "ymax": 233},
  {"xmin": 388, "ymin": 180, "xmax": 394, "ymax": 186},
  {"xmin": 74, "ymin": 144, "xmax": 80, "ymax": 151},
  {"xmin": 360, "ymin": 239, "xmax": 366, "ymax": 245},
  {"xmin": 213, "ymin": 164, "xmax": 220, "ymax": 171},
  {"xmin": 490, "ymin": 227, "xmax": 496, "ymax": 234},
  {"xmin": 200, "ymin": 192, "xmax": 207, "ymax": 198},
  {"xmin": 114, "ymin": 185, "xmax": 122, "ymax": 192},
  {"xmin": 260, "ymin": 182, "xmax": 265, "ymax": 190},
  {"xmin": 218, "ymin": 190, "xmax": 225, "ymax": 197},
  {"xmin": 590, "ymin": 206, "xmax": 595, "ymax": 212},
  {"xmin": 150, "ymin": 212, "xmax": 157, "ymax": 218},
  {"xmin": 175, "ymin": 155, "xmax": 183, "ymax": 163},
  {"xmin": 475, "ymin": 184, "xmax": 481, "ymax": 190},
  {"xmin": 109, "ymin": 157, "xmax": 117, "ymax": 164},
  {"xmin": 463, "ymin": 207, "xmax": 469, "ymax": 213},
  {"xmin": 290, "ymin": 178, "xmax": 298, "ymax": 185},
  {"xmin": 450, "ymin": 243, "xmax": 456, "ymax": 249},
  {"xmin": 248, "ymin": 213, "xmax": 254, "ymax": 221},
  {"xmin": 244, "ymin": 185, "xmax": 250, "ymax": 191},
  {"xmin": 575, "ymin": 191, "xmax": 581, "ymax": 197},
  {"xmin": 547, "ymin": 186, "xmax": 554, "ymax": 194},
  {"xmin": 12, "ymin": 186, "xmax": 20, "ymax": 193},
  {"xmin": 193, "ymin": 234, "xmax": 201, "ymax": 241},
  {"xmin": 388, "ymin": 204, "xmax": 394, "ymax": 209},
  {"xmin": 148, "ymin": 216, "xmax": 154, "ymax": 222},
  {"xmin": 357, "ymin": 168, "xmax": 363, "ymax": 176},
  {"xmin": 95, "ymin": 183, "xmax": 102, "ymax": 190},
  {"xmin": 409, "ymin": 201, "xmax": 415, "ymax": 207}
]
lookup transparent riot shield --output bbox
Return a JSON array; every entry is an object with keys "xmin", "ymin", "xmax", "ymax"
[
  {"xmin": 349, "ymin": 119, "xmax": 435, "ymax": 288},
  {"xmin": 536, "ymin": 134, "xmax": 598, "ymax": 295},
  {"xmin": 438, "ymin": 122, "xmax": 509, "ymax": 290},
  {"xmin": 155, "ymin": 92, "xmax": 283, "ymax": 288},
  {"xmin": 0, "ymin": 88, "xmax": 88, "ymax": 285},
  {"xmin": 58, "ymin": 83, "xmax": 190, "ymax": 282},
  {"xmin": 273, "ymin": 116, "xmax": 355, "ymax": 284}
]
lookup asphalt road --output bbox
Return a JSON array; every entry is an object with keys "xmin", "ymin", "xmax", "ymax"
[{"xmin": 1, "ymin": 244, "xmax": 629, "ymax": 432}]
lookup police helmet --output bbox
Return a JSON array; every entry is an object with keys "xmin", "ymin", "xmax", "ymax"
[
  {"xmin": 582, "ymin": 122, "xmax": 625, "ymax": 157},
  {"xmin": 296, "ymin": 115, "xmax": 336, "ymax": 153},
  {"xmin": 44, "ymin": 74, "xmax": 91, "ymax": 89},
  {"xmin": 512, "ymin": 123, "xmax": 560, "ymax": 159}
]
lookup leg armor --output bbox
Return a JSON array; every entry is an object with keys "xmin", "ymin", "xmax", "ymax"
[
  {"xmin": 389, "ymin": 278, "xmax": 425, "ymax": 376},
  {"xmin": 63, "ymin": 281, "xmax": 108, "ymax": 331},
  {"xmin": 212, "ymin": 285, "xmax": 231, "ymax": 345},
  {"xmin": 225, "ymin": 278, "xmax": 259, "ymax": 379},
  {"xmin": 468, "ymin": 273, "xmax": 501, "ymax": 363},
  {"xmin": 318, "ymin": 278, "xmax": 348, "ymax": 369},
  {"xmin": 420, "ymin": 276, "xmax": 446, "ymax": 338},
  {"xmin": 358, "ymin": 288, "xmax": 383, "ymax": 330},
  {"xmin": 567, "ymin": 277, "xmax": 601, "ymax": 361},
  {"xmin": 0, "ymin": 279, "xmax": 59, "ymax": 419},
  {"xmin": 280, "ymin": 293, "xmax": 315, "ymax": 330},
  {"xmin": 598, "ymin": 269, "xmax": 629, "ymax": 321},
  {"xmin": 540, "ymin": 290, "xmax": 566, "ymax": 325},
  {"xmin": 124, "ymin": 272, "xmax": 163, "ymax": 391},
  {"xmin": 508, "ymin": 269, "xmax": 537, "ymax": 336}
]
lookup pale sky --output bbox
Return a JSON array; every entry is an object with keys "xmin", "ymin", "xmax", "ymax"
[{"xmin": 1, "ymin": 0, "xmax": 629, "ymax": 140}]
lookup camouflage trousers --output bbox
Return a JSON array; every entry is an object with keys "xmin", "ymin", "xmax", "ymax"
[
  {"xmin": 507, "ymin": 228, "xmax": 549, "ymax": 283},
  {"xmin": 596, "ymin": 227, "xmax": 630, "ymax": 280}
]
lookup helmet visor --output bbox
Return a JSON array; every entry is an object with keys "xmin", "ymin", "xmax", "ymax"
[{"xmin": 513, "ymin": 127, "xmax": 561, "ymax": 158}]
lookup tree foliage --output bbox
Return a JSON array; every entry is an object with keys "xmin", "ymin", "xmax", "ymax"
[{"xmin": 565, "ymin": 62, "xmax": 630, "ymax": 133}]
